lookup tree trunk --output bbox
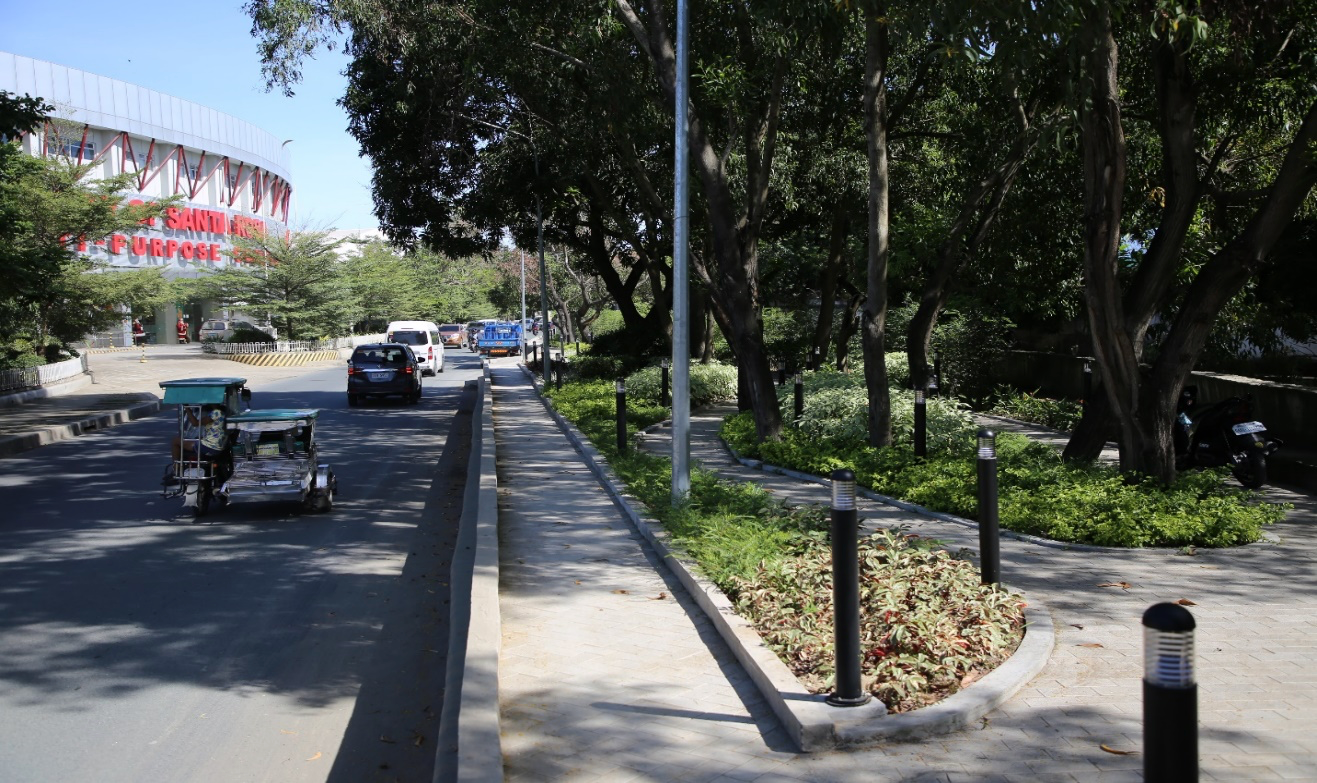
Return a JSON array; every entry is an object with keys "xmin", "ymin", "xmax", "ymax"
[
  {"xmin": 614, "ymin": 0, "xmax": 784, "ymax": 442},
  {"xmin": 1078, "ymin": 4, "xmax": 1147, "ymax": 476},
  {"xmin": 835, "ymin": 285, "xmax": 864, "ymax": 373},
  {"xmin": 861, "ymin": 7, "xmax": 892, "ymax": 447},
  {"xmin": 812, "ymin": 206, "xmax": 848, "ymax": 366}
]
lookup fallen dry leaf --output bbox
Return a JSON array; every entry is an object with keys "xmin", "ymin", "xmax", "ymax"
[
  {"xmin": 1175, "ymin": 598, "xmax": 1197, "ymax": 606},
  {"xmin": 306, "ymin": 752, "xmax": 322, "ymax": 761},
  {"xmin": 412, "ymin": 733, "xmax": 426, "ymax": 747},
  {"xmin": 612, "ymin": 589, "xmax": 629, "ymax": 595},
  {"xmin": 959, "ymin": 670, "xmax": 983, "ymax": 688},
  {"xmin": 1078, "ymin": 643, "xmax": 1104, "ymax": 648},
  {"xmin": 1070, "ymin": 624, "xmax": 1085, "ymax": 630},
  {"xmin": 280, "ymin": 729, "xmax": 298, "ymax": 735},
  {"xmin": 574, "ymin": 580, "xmax": 582, "ymax": 585},
  {"xmin": 1100, "ymin": 744, "xmax": 1138, "ymax": 756},
  {"xmin": 648, "ymin": 592, "xmax": 668, "ymax": 600},
  {"xmin": 1096, "ymin": 582, "xmax": 1132, "ymax": 590},
  {"xmin": 379, "ymin": 736, "xmax": 397, "ymax": 744}
]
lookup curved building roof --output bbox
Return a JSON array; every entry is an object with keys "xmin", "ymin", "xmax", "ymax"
[{"xmin": 0, "ymin": 52, "xmax": 291, "ymax": 182}]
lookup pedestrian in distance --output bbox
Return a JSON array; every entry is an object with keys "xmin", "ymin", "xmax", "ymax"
[{"xmin": 132, "ymin": 318, "xmax": 145, "ymax": 347}]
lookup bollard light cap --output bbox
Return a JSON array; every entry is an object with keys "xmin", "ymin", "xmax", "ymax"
[
  {"xmin": 615, "ymin": 378, "xmax": 625, "ymax": 393},
  {"xmin": 914, "ymin": 388, "xmax": 925, "ymax": 404},
  {"xmin": 1143, "ymin": 602, "xmax": 1196, "ymax": 688},
  {"xmin": 794, "ymin": 372, "xmax": 803, "ymax": 384},
  {"xmin": 661, "ymin": 358, "xmax": 669, "ymax": 369},
  {"xmin": 831, "ymin": 469, "xmax": 856, "ymax": 510},
  {"xmin": 977, "ymin": 429, "xmax": 996, "ymax": 459}
]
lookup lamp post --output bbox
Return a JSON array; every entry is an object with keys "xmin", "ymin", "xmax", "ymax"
[
  {"xmin": 976, "ymin": 429, "xmax": 1000, "ymax": 586},
  {"xmin": 1143, "ymin": 603, "xmax": 1198, "ymax": 781},
  {"xmin": 660, "ymin": 358, "xmax": 670, "ymax": 408},
  {"xmin": 826, "ymin": 469, "xmax": 870, "ymax": 707},
  {"xmin": 520, "ymin": 250, "xmax": 527, "ymax": 359}
]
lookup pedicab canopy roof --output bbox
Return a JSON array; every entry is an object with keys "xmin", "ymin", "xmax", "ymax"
[
  {"xmin": 159, "ymin": 378, "xmax": 248, "ymax": 405},
  {"xmin": 228, "ymin": 409, "xmax": 320, "ymax": 425}
]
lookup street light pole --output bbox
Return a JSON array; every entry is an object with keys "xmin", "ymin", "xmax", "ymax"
[
  {"xmin": 520, "ymin": 250, "xmax": 527, "ymax": 356},
  {"xmin": 670, "ymin": 0, "xmax": 691, "ymax": 504}
]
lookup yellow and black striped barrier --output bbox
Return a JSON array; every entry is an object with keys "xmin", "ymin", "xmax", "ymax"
[{"xmin": 226, "ymin": 350, "xmax": 342, "ymax": 367}]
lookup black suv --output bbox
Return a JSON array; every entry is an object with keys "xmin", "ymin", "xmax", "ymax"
[{"xmin": 347, "ymin": 343, "xmax": 422, "ymax": 406}]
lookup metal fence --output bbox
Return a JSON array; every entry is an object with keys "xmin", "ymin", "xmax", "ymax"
[
  {"xmin": 203, "ymin": 334, "xmax": 385, "ymax": 355},
  {"xmin": 0, "ymin": 354, "xmax": 89, "ymax": 394}
]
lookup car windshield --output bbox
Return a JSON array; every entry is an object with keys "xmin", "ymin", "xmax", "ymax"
[
  {"xmin": 202, "ymin": 320, "xmax": 226, "ymax": 330},
  {"xmin": 389, "ymin": 330, "xmax": 425, "ymax": 346},
  {"xmin": 352, "ymin": 348, "xmax": 384, "ymax": 363},
  {"xmin": 440, "ymin": 325, "xmax": 461, "ymax": 333}
]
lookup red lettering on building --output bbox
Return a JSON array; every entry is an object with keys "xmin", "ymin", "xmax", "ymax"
[
  {"xmin": 165, "ymin": 240, "xmax": 179, "ymax": 258},
  {"xmin": 132, "ymin": 237, "xmax": 148, "ymax": 255},
  {"xmin": 149, "ymin": 238, "xmax": 165, "ymax": 257},
  {"xmin": 210, "ymin": 243, "xmax": 222, "ymax": 262},
  {"xmin": 110, "ymin": 235, "xmax": 126, "ymax": 254},
  {"xmin": 180, "ymin": 241, "xmax": 194, "ymax": 260}
]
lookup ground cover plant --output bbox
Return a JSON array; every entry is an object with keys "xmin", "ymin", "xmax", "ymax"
[
  {"xmin": 985, "ymin": 386, "xmax": 1084, "ymax": 432},
  {"xmin": 727, "ymin": 369, "xmax": 1285, "ymax": 548},
  {"xmin": 543, "ymin": 368, "xmax": 1026, "ymax": 711}
]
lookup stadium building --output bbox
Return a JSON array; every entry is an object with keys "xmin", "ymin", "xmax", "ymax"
[{"xmin": 1, "ymin": 52, "xmax": 292, "ymax": 346}]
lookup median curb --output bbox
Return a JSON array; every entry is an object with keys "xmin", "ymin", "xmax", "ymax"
[
  {"xmin": 525, "ymin": 369, "xmax": 1054, "ymax": 751},
  {"xmin": 0, "ymin": 393, "xmax": 161, "ymax": 459}
]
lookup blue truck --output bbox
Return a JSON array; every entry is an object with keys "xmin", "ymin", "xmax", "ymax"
[{"xmin": 477, "ymin": 322, "xmax": 522, "ymax": 357}]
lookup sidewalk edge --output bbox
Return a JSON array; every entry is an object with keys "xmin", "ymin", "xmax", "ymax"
[{"xmin": 0, "ymin": 394, "xmax": 161, "ymax": 459}]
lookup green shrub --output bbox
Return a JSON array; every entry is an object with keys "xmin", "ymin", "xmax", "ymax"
[
  {"xmin": 722, "ymin": 412, "xmax": 1284, "ymax": 548},
  {"xmin": 624, "ymin": 360, "xmax": 738, "ymax": 407},
  {"xmin": 986, "ymin": 386, "xmax": 1083, "ymax": 431},
  {"xmin": 0, "ymin": 352, "xmax": 47, "ymax": 371},
  {"xmin": 227, "ymin": 328, "xmax": 275, "ymax": 344}
]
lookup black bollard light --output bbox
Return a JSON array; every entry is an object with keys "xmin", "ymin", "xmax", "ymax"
[
  {"xmin": 827, "ymin": 469, "xmax": 872, "ymax": 707},
  {"xmin": 794, "ymin": 372, "xmax": 804, "ymax": 424},
  {"xmin": 532, "ymin": 344, "xmax": 539, "ymax": 367},
  {"xmin": 777, "ymin": 364, "xmax": 786, "ymax": 386},
  {"xmin": 933, "ymin": 350, "xmax": 942, "ymax": 395},
  {"xmin": 1143, "ymin": 603, "xmax": 1198, "ymax": 782},
  {"xmin": 615, "ymin": 378, "xmax": 627, "ymax": 454},
  {"xmin": 812, "ymin": 347, "xmax": 821, "ymax": 372},
  {"xmin": 976, "ymin": 429, "xmax": 1000, "ymax": 586},
  {"xmin": 660, "ymin": 358, "xmax": 670, "ymax": 408},
  {"xmin": 1083, "ymin": 359, "xmax": 1093, "ymax": 406},
  {"xmin": 554, "ymin": 361, "xmax": 562, "ymax": 390},
  {"xmin": 913, "ymin": 387, "xmax": 927, "ymax": 458}
]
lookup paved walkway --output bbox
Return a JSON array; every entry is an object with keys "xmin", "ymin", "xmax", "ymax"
[{"xmin": 491, "ymin": 362, "xmax": 1317, "ymax": 782}]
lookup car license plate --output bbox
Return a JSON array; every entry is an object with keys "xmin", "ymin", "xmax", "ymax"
[
  {"xmin": 1232, "ymin": 421, "xmax": 1266, "ymax": 435},
  {"xmin": 370, "ymin": 371, "xmax": 391, "ymax": 381}
]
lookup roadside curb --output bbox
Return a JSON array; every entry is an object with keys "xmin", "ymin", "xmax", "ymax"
[
  {"xmin": 0, "ymin": 372, "xmax": 92, "ymax": 408},
  {"xmin": 0, "ymin": 393, "xmax": 161, "ymax": 459},
  {"xmin": 524, "ymin": 369, "xmax": 1053, "ymax": 751}
]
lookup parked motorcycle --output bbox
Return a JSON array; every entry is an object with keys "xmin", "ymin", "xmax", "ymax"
[{"xmin": 1174, "ymin": 385, "xmax": 1281, "ymax": 489}]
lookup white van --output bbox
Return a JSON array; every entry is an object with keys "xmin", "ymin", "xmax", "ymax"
[{"xmin": 385, "ymin": 320, "xmax": 445, "ymax": 376}]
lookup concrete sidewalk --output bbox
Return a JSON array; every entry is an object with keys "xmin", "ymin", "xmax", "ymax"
[
  {"xmin": 0, "ymin": 344, "xmax": 346, "ymax": 459},
  {"xmin": 488, "ymin": 361, "xmax": 1317, "ymax": 781}
]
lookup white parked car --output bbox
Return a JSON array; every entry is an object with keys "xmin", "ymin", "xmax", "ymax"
[{"xmin": 199, "ymin": 319, "xmax": 269, "ymax": 341}]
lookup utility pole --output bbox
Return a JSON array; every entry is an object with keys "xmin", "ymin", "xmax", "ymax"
[{"xmin": 520, "ymin": 250, "xmax": 527, "ymax": 354}]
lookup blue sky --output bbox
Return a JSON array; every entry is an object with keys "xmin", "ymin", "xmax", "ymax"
[{"xmin": 0, "ymin": 2, "xmax": 378, "ymax": 232}]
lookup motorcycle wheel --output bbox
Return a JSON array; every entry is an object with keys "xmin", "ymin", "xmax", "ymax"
[{"xmin": 1232, "ymin": 449, "xmax": 1267, "ymax": 490}]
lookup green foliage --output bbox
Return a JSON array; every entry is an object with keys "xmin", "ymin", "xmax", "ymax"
[
  {"xmin": 734, "ymin": 529, "xmax": 1025, "ymax": 711},
  {"xmin": 986, "ymin": 386, "xmax": 1083, "ymax": 431},
  {"xmin": 227, "ymin": 327, "xmax": 275, "ymax": 344},
  {"xmin": 776, "ymin": 364, "xmax": 976, "ymax": 451},
  {"xmin": 624, "ymin": 361, "xmax": 738, "ymax": 407},
  {"xmin": 722, "ymin": 413, "xmax": 1284, "ymax": 548},
  {"xmin": 931, "ymin": 308, "xmax": 1014, "ymax": 405}
]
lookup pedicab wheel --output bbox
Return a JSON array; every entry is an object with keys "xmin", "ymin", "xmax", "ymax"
[
  {"xmin": 314, "ymin": 472, "xmax": 336, "ymax": 512},
  {"xmin": 192, "ymin": 484, "xmax": 212, "ymax": 518}
]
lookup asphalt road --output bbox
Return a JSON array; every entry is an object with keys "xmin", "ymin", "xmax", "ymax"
[{"xmin": 0, "ymin": 352, "xmax": 482, "ymax": 783}]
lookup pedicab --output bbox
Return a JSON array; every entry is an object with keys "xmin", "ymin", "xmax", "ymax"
[{"xmin": 159, "ymin": 378, "xmax": 336, "ymax": 517}]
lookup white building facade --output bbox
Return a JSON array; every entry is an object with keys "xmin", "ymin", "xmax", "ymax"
[{"xmin": 1, "ymin": 52, "xmax": 293, "ymax": 345}]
